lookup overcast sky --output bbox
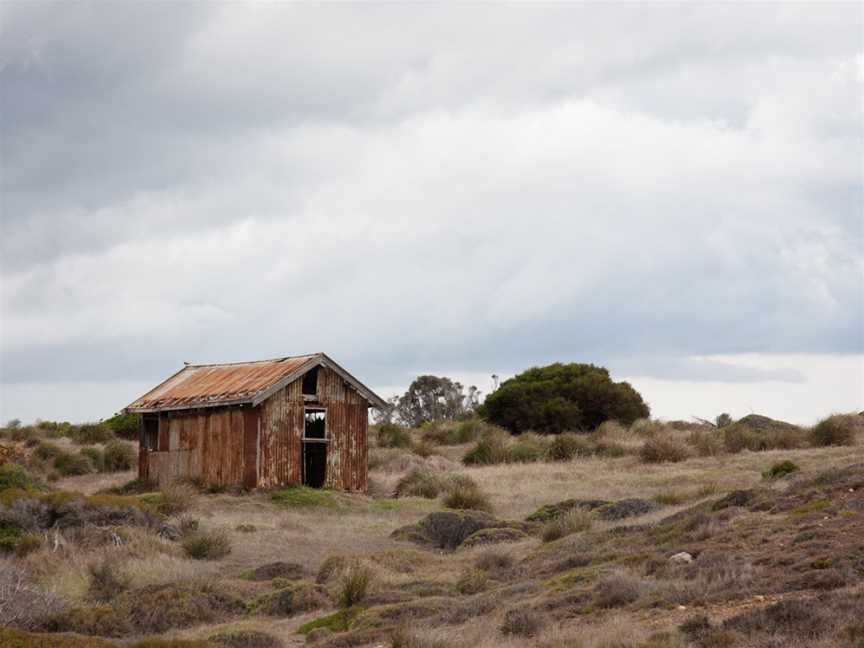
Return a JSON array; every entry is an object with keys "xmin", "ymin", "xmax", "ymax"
[{"xmin": 1, "ymin": 2, "xmax": 862, "ymax": 426}]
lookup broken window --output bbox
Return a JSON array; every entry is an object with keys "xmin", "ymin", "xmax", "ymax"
[
  {"xmin": 304, "ymin": 408, "xmax": 326, "ymax": 440},
  {"xmin": 302, "ymin": 366, "xmax": 319, "ymax": 396}
]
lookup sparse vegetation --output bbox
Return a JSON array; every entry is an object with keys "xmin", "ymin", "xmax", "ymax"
[
  {"xmin": 809, "ymin": 414, "xmax": 859, "ymax": 447},
  {"xmin": 337, "ymin": 563, "xmax": 373, "ymax": 609},
  {"xmin": 181, "ymin": 529, "xmax": 231, "ymax": 560},
  {"xmin": 763, "ymin": 460, "xmax": 800, "ymax": 480},
  {"xmin": 541, "ymin": 508, "xmax": 594, "ymax": 542}
]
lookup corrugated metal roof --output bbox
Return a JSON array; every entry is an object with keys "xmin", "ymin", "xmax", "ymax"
[{"xmin": 126, "ymin": 353, "xmax": 386, "ymax": 412}]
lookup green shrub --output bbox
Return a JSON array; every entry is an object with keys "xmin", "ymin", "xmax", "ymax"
[
  {"xmin": 103, "ymin": 412, "xmax": 141, "ymax": 440},
  {"xmin": 639, "ymin": 437, "xmax": 689, "ymax": 463},
  {"xmin": 182, "ymin": 530, "xmax": 231, "ymax": 560},
  {"xmin": 763, "ymin": 460, "xmax": 800, "ymax": 480},
  {"xmin": 462, "ymin": 432, "xmax": 508, "ymax": 465},
  {"xmin": 103, "ymin": 441, "xmax": 136, "ymax": 472},
  {"xmin": 53, "ymin": 451, "xmax": 95, "ymax": 476},
  {"xmin": 375, "ymin": 424, "xmax": 412, "ymax": 448},
  {"xmin": 71, "ymin": 423, "xmax": 114, "ymax": 445},
  {"xmin": 337, "ymin": 564, "xmax": 373, "ymax": 609},
  {"xmin": 481, "ymin": 362, "xmax": 649, "ymax": 433},
  {"xmin": 0, "ymin": 463, "xmax": 34, "ymax": 491},
  {"xmin": 809, "ymin": 415, "xmax": 859, "ymax": 447}
]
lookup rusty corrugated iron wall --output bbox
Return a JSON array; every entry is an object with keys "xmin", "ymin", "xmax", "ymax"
[
  {"xmin": 142, "ymin": 365, "xmax": 368, "ymax": 491},
  {"xmin": 259, "ymin": 366, "xmax": 368, "ymax": 491},
  {"xmin": 144, "ymin": 407, "xmax": 253, "ymax": 487}
]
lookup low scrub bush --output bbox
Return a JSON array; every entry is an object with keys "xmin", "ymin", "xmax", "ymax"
[
  {"xmin": 456, "ymin": 569, "xmax": 488, "ymax": 594},
  {"xmin": 156, "ymin": 481, "xmax": 196, "ymax": 515},
  {"xmin": 688, "ymin": 430, "xmax": 724, "ymax": 456},
  {"xmin": 209, "ymin": 630, "xmax": 283, "ymax": 648},
  {"xmin": 181, "ymin": 530, "xmax": 231, "ymax": 560},
  {"xmin": 505, "ymin": 433, "xmax": 548, "ymax": 463},
  {"xmin": 809, "ymin": 414, "xmax": 859, "ymax": 447},
  {"xmin": 376, "ymin": 424, "xmax": 412, "ymax": 448},
  {"xmin": 102, "ymin": 441, "xmax": 136, "ymax": 472},
  {"xmin": 546, "ymin": 432, "xmax": 589, "ymax": 461},
  {"xmin": 763, "ymin": 460, "xmax": 799, "ymax": 480},
  {"xmin": 71, "ymin": 423, "xmax": 115, "ymax": 445},
  {"xmin": 462, "ymin": 433, "xmax": 507, "ymax": 465},
  {"xmin": 442, "ymin": 478, "xmax": 492, "ymax": 512},
  {"xmin": 475, "ymin": 549, "xmax": 513, "ymax": 572},
  {"xmin": 639, "ymin": 436, "xmax": 689, "ymax": 463},
  {"xmin": 106, "ymin": 478, "xmax": 158, "ymax": 495},
  {"xmin": 87, "ymin": 560, "xmax": 131, "ymax": 602},
  {"xmin": 500, "ymin": 607, "xmax": 544, "ymax": 637},
  {"xmin": 81, "ymin": 447, "xmax": 107, "ymax": 471},
  {"xmin": 33, "ymin": 441, "xmax": 63, "ymax": 461},
  {"xmin": 337, "ymin": 564, "xmax": 373, "ymax": 609},
  {"xmin": 395, "ymin": 469, "xmax": 446, "ymax": 498},
  {"xmin": 723, "ymin": 422, "xmax": 806, "ymax": 453},
  {"xmin": 541, "ymin": 509, "xmax": 593, "ymax": 542},
  {"xmin": 594, "ymin": 572, "xmax": 642, "ymax": 608},
  {"xmin": 411, "ymin": 439, "xmax": 436, "ymax": 458},
  {"xmin": 53, "ymin": 451, "xmax": 95, "ymax": 476},
  {"xmin": 0, "ymin": 463, "xmax": 34, "ymax": 491}
]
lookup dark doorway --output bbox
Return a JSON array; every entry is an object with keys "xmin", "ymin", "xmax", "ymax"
[{"xmin": 302, "ymin": 409, "xmax": 326, "ymax": 487}]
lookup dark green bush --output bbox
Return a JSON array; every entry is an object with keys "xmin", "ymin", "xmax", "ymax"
[
  {"xmin": 763, "ymin": 460, "xmax": 799, "ymax": 480},
  {"xmin": 480, "ymin": 362, "xmax": 649, "ymax": 433},
  {"xmin": 103, "ymin": 412, "xmax": 141, "ymax": 440}
]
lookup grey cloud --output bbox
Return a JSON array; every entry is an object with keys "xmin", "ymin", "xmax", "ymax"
[{"xmin": 0, "ymin": 3, "xmax": 861, "ymax": 421}]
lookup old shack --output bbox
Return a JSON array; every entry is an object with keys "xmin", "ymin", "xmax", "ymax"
[{"xmin": 124, "ymin": 353, "xmax": 385, "ymax": 491}]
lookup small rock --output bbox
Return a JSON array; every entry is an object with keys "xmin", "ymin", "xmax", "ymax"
[
  {"xmin": 669, "ymin": 551, "xmax": 693, "ymax": 564},
  {"xmin": 677, "ymin": 605, "xmax": 687, "ymax": 611},
  {"xmin": 157, "ymin": 523, "xmax": 181, "ymax": 541},
  {"xmin": 755, "ymin": 595, "xmax": 765, "ymax": 601}
]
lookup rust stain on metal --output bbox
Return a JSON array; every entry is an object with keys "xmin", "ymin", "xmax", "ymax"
[{"xmin": 127, "ymin": 355, "xmax": 317, "ymax": 411}]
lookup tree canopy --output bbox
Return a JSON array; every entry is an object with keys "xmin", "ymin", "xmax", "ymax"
[{"xmin": 480, "ymin": 362, "xmax": 649, "ymax": 433}]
